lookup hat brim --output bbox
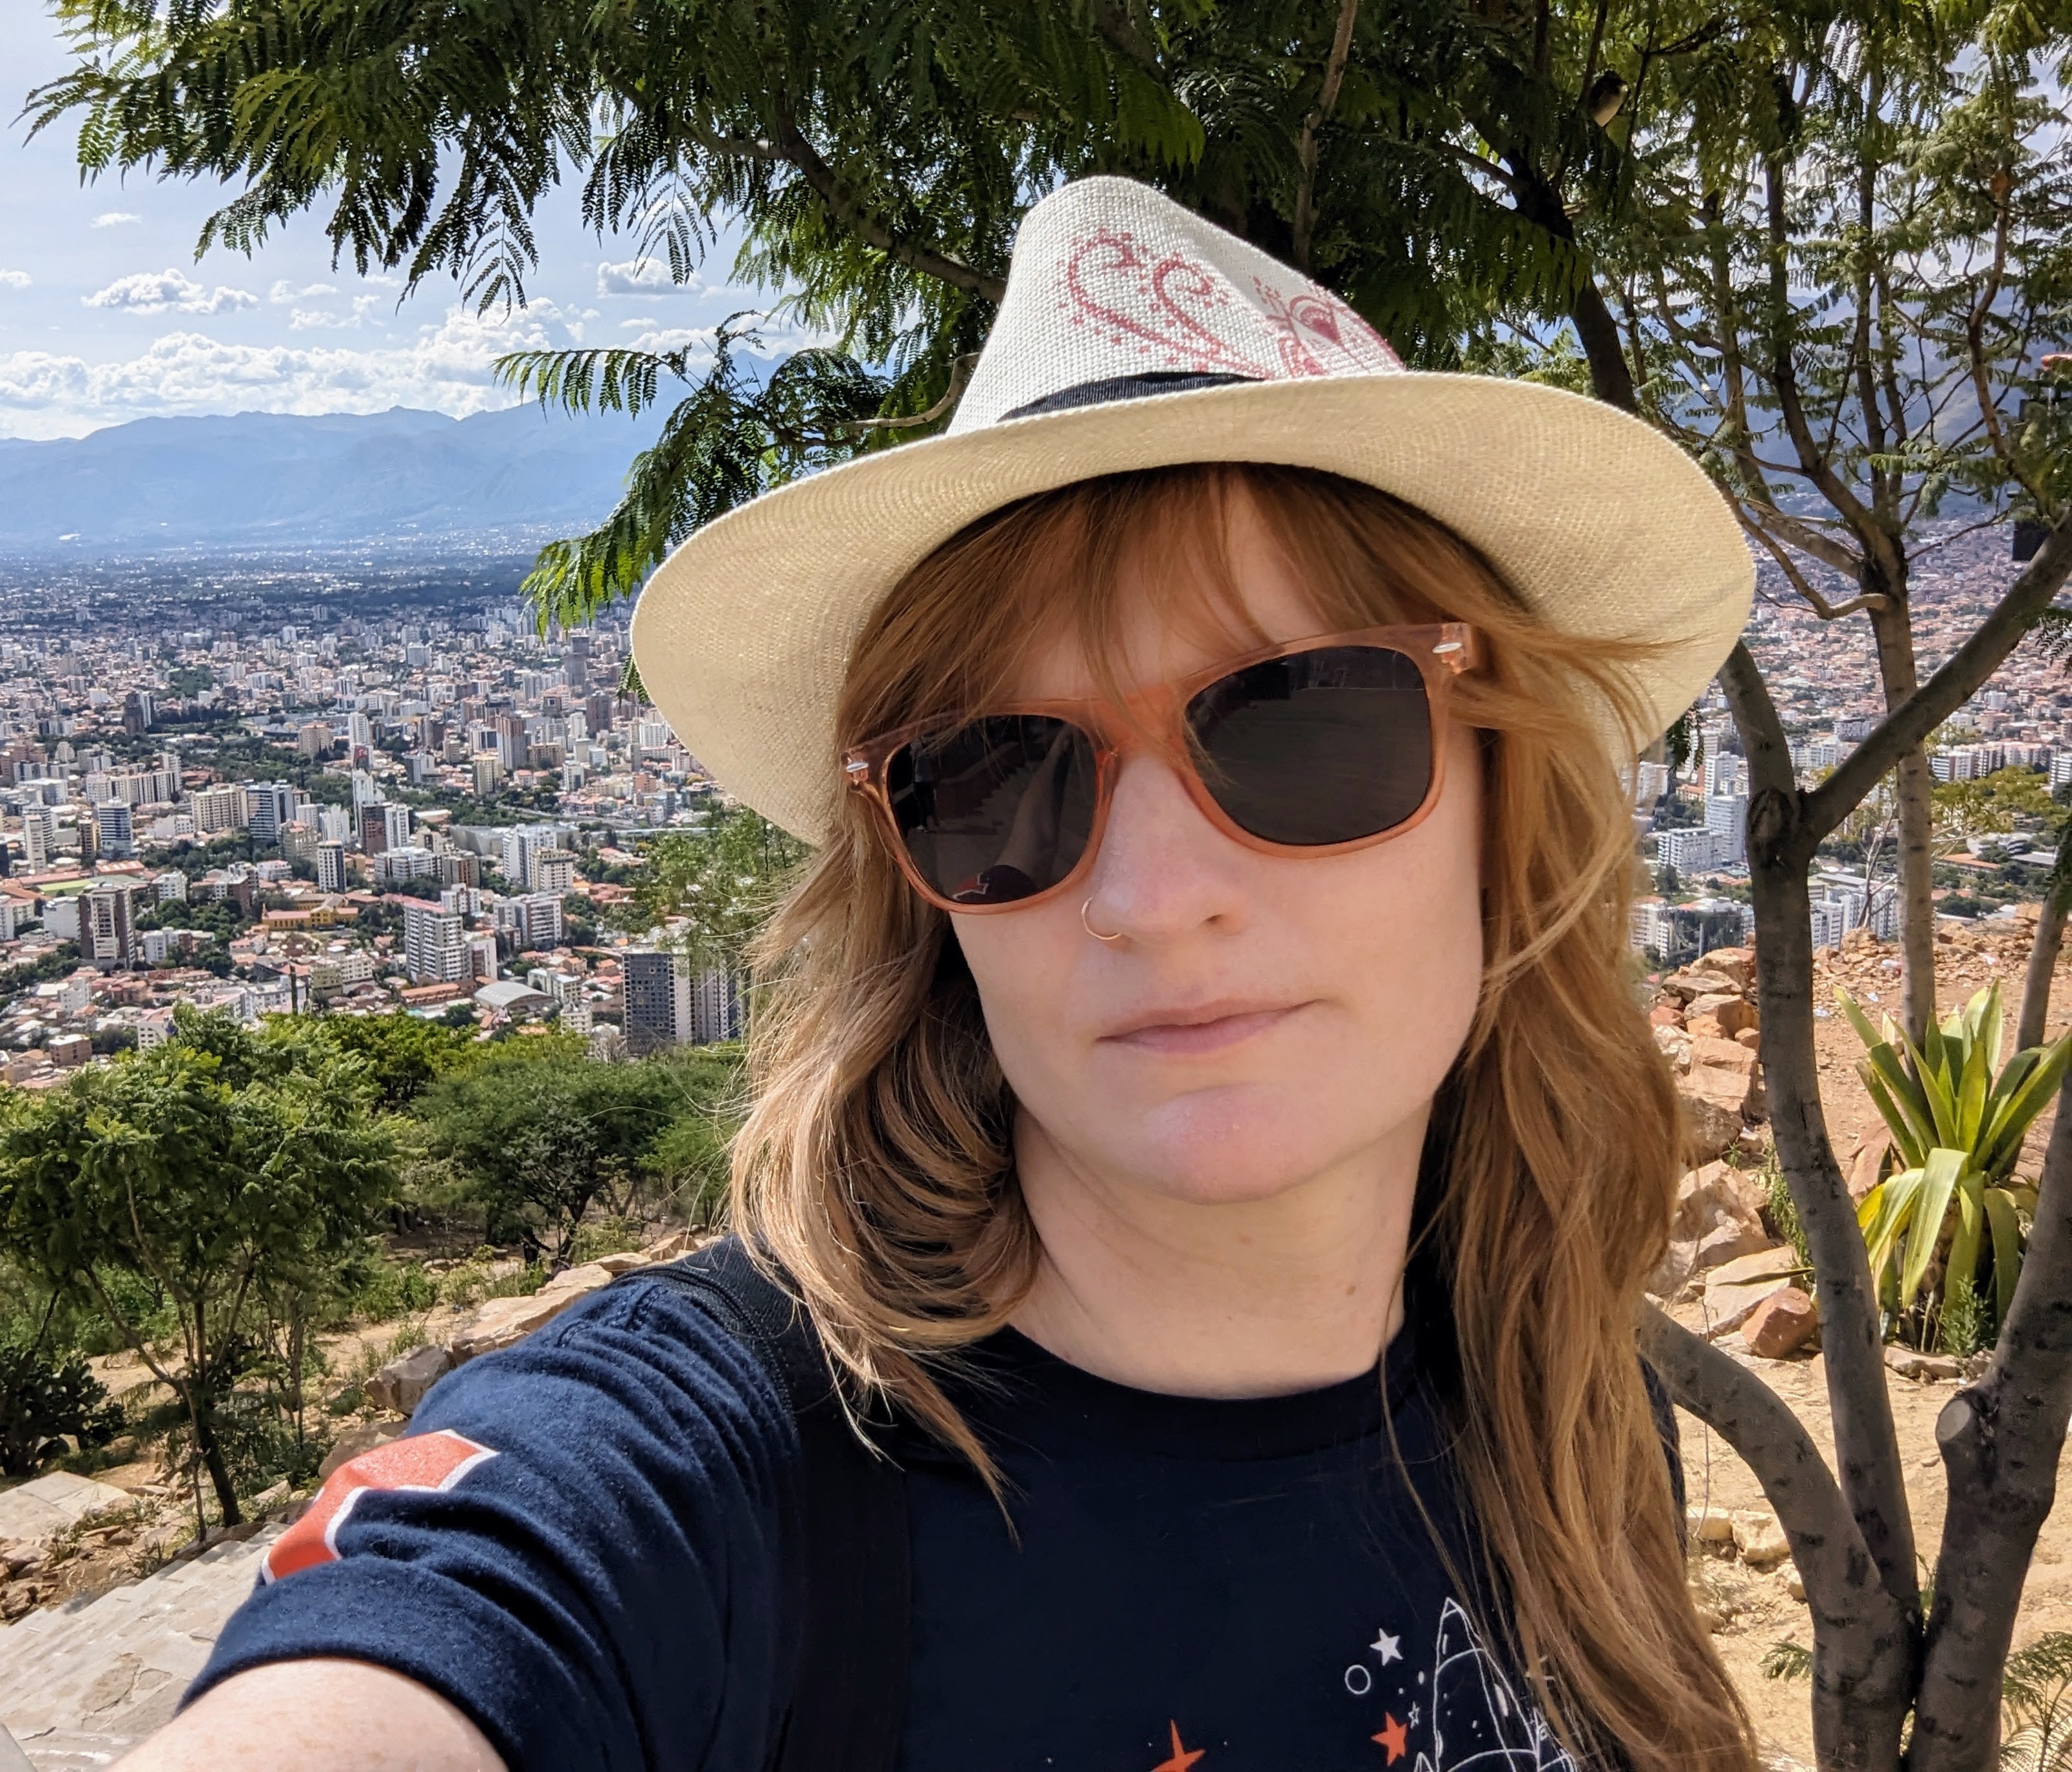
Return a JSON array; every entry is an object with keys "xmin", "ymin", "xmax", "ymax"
[{"xmin": 631, "ymin": 373, "xmax": 1752, "ymax": 841}]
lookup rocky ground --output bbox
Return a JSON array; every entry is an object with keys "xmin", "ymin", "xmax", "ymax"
[{"xmin": 4, "ymin": 917, "xmax": 2071, "ymax": 1761}]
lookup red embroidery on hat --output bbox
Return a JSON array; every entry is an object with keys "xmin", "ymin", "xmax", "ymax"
[
  {"xmin": 1061, "ymin": 228, "xmax": 1273, "ymax": 377},
  {"xmin": 1252, "ymin": 278, "xmax": 1402, "ymax": 377},
  {"xmin": 261, "ymin": 1429, "xmax": 498, "ymax": 1584}
]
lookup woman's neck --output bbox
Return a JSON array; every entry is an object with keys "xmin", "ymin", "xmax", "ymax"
[{"xmin": 1005, "ymin": 1110, "xmax": 1424, "ymax": 1400}]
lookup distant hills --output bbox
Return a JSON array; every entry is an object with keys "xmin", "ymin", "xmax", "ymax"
[{"xmin": 0, "ymin": 405, "xmax": 666, "ymax": 551}]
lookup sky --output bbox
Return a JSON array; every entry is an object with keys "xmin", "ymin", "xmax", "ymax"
[{"xmin": 0, "ymin": 6, "xmax": 768, "ymax": 440}]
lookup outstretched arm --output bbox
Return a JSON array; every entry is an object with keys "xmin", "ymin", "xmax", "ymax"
[{"xmin": 119, "ymin": 1660, "xmax": 504, "ymax": 1771}]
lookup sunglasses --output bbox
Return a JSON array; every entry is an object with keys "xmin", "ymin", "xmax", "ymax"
[{"xmin": 843, "ymin": 623, "xmax": 1479, "ymax": 914}]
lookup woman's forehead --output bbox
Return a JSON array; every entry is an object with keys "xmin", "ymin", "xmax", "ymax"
[{"xmin": 1005, "ymin": 499, "xmax": 1325, "ymax": 701}]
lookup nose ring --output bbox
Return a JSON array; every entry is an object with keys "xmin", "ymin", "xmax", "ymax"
[{"xmin": 1081, "ymin": 898, "xmax": 1123, "ymax": 944}]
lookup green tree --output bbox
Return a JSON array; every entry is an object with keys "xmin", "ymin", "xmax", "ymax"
[
  {"xmin": 0, "ymin": 1012, "xmax": 398, "ymax": 1523},
  {"xmin": 411, "ymin": 1041, "xmax": 683, "ymax": 1265},
  {"xmin": 321, "ymin": 1011, "xmax": 480, "ymax": 1112},
  {"xmin": 619, "ymin": 808, "xmax": 811, "ymax": 975}
]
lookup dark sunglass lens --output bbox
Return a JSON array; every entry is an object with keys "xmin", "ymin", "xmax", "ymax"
[
  {"xmin": 1185, "ymin": 646, "xmax": 1434, "ymax": 846},
  {"xmin": 885, "ymin": 716, "xmax": 1100, "ymax": 904}
]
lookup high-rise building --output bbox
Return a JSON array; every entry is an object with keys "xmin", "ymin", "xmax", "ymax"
[
  {"xmin": 403, "ymin": 902, "xmax": 470, "ymax": 984},
  {"xmin": 297, "ymin": 721, "xmax": 334, "ymax": 759},
  {"xmin": 623, "ymin": 949, "xmax": 691, "ymax": 1054},
  {"xmin": 317, "ymin": 805, "xmax": 353, "ymax": 845},
  {"xmin": 359, "ymin": 802, "xmax": 391, "ymax": 854},
  {"xmin": 437, "ymin": 851, "xmax": 480, "ymax": 888},
  {"xmin": 381, "ymin": 802, "xmax": 413, "ymax": 852},
  {"xmin": 190, "ymin": 783, "xmax": 245, "ymax": 835},
  {"xmin": 531, "ymin": 848, "xmax": 576, "ymax": 895},
  {"xmin": 244, "ymin": 782, "xmax": 300, "ymax": 846},
  {"xmin": 153, "ymin": 870, "xmax": 187, "ymax": 903},
  {"xmin": 314, "ymin": 841, "xmax": 348, "ymax": 893},
  {"xmin": 93, "ymin": 801, "xmax": 135, "ymax": 860},
  {"xmin": 19, "ymin": 805, "xmax": 54, "ymax": 873},
  {"xmin": 691, "ymin": 967, "xmax": 742, "ymax": 1042},
  {"xmin": 472, "ymin": 754, "xmax": 505, "ymax": 798},
  {"xmin": 82, "ymin": 880, "xmax": 146, "ymax": 970},
  {"xmin": 509, "ymin": 891, "xmax": 564, "ymax": 951}
]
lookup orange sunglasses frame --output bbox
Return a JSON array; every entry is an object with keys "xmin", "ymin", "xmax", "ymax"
[{"xmin": 842, "ymin": 622, "xmax": 1481, "ymax": 915}]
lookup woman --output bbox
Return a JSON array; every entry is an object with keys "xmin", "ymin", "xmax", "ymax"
[{"xmin": 135, "ymin": 177, "xmax": 1756, "ymax": 1771}]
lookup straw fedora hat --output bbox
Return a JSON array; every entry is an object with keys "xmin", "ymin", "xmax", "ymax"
[{"xmin": 631, "ymin": 175, "xmax": 1752, "ymax": 842}]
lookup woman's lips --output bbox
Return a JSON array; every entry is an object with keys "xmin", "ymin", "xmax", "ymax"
[{"xmin": 1100, "ymin": 1003, "xmax": 1305, "ymax": 1056}]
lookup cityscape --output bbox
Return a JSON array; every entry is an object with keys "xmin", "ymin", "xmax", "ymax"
[
  {"xmin": 0, "ymin": 545, "xmax": 735, "ymax": 1090},
  {"xmin": 1633, "ymin": 518, "xmax": 2065, "ymax": 966}
]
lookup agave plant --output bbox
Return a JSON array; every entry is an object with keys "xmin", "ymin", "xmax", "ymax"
[{"xmin": 1838, "ymin": 982, "xmax": 2072, "ymax": 1352}]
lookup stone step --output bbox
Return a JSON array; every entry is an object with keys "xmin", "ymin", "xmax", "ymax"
[{"xmin": 0, "ymin": 1528, "xmax": 279, "ymax": 1767}]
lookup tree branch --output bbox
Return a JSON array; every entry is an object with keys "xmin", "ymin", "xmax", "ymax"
[
  {"xmin": 1640, "ymin": 1305, "xmax": 1914, "ymax": 1755},
  {"xmin": 1909, "ymin": 1065, "xmax": 2072, "ymax": 1767},
  {"xmin": 1291, "ymin": 0, "xmax": 1360, "ymax": 271},
  {"xmin": 1804, "ymin": 522, "xmax": 2072, "ymax": 845},
  {"xmin": 1720, "ymin": 640, "xmax": 1923, "ymax": 1659},
  {"xmin": 768, "ymin": 112, "xmax": 1006, "ymax": 304},
  {"xmin": 1737, "ymin": 512, "xmax": 1887, "ymax": 619},
  {"xmin": 1089, "ymin": 0, "xmax": 1162, "ymax": 71}
]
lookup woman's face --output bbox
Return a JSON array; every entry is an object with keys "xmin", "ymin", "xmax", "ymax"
[{"xmin": 951, "ymin": 494, "xmax": 1487, "ymax": 1211}]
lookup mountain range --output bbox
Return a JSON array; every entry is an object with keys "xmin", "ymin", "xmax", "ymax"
[{"xmin": 0, "ymin": 405, "xmax": 666, "ymax": 551}]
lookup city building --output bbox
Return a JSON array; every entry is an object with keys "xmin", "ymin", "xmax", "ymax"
[
  {"xmin": 623, "ymin": 949, "xmax": 691, "ymax": 1053},
  {"xmin": 93, "ymin": 800, "xmax": 135, "ymax": 860},
  {"xmin": 19, "ymin": 805, "xmax": 54, "ymax": 873},
  {"xmin": 692, "ymin": 966, "xmax": 742, "ymax": 1042},
  {"xmin": 402, "ymin": 901, "xmax": 470, "ymax": 984},
  {"xmin": 81, "ymin": 880, "xmax": 146, "ymax": 970},
  {"xmin": 314, "ymin": 840, "xmax": 348, "ymax": 893},
  {"xmin": 531, "ymin": 847, "xmax": 576, "ymax": 895}
]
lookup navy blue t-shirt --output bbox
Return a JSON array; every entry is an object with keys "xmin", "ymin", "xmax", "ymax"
[{"xmin": 192, "ymin": 1276, "xmax": 1597, "ymax": 1770}]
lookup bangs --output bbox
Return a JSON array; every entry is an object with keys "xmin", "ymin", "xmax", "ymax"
[{"xmin": 836, "ymin": 464, "xmax": 1477, "ymax": 756}]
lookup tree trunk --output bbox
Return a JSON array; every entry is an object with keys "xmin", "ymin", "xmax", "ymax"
[
  {"xmin": 2016, "ymin": 881, "xmax": 2070, "ymax": 1052},
  {"xmin": 186, "ymin": 1383, "xmax": 242, "ymax": 1528},
  {"xmin": 1867, "ymin": 593, "xmax": 1937, "ymax": 1041},
  {"xmin": 1721, "ymin": 644, "xmax": 1919, "ymax": 1765},
  {"xmin": 1906, "ymin": 1066, "xmax": 2072, "ymax": 1767}
]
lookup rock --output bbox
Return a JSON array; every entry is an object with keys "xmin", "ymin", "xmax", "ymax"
[
  {"xmin": 1695, "ymin": 1218, "xmax": 1773, "ymax": 1274},
  {"xmin": 1884, "ymin": 1346, "xmax": 1963, "ymax": 1381},
  {"xmin": 1677, "ymin": 1088, "xmax": 1744, "ymax": 1166},
  {"xmin": 318, "ymin": 1418, "xmax": 406, "ymax": 1479},
  {"xmin": 449, "ymin": 1264, "xmax": 615, "ymax": 1363},
  {"xmin": 1672, "ymin": 1160, "xmax": 1768, "ymax": 1247},
  {"xmin": 1744, "ymin": 1286, "xmax": 1819, "ymax": 1359},
  {"xmin": 1688, "ymin": 994, "xmax": 1758, "ymax": 1038},
  {"xmin": 1702, "ymin": 948, "xmax": 1757, "ymax": 990},
  {"xmin": 1648, "ymin": 1003, "xmax": 1686, "ymax": 1028},
  {"xmin": 1786, "ymin": 1567, "xmax": 1806, "ymax": 1602},
  {"xmin": 1685, "ymin": 1012, "xmax": 1726, "ymax": 1041},
  {"xmin": 641, "ymin": 1227, "xmax": 696, "ymax": 1262},
  {"xmin": 593, "ymin": 1250, "xmax": 657, "ymax": 1275},
  {"xmin": 1687, "ymin": 1036, "xmax": 1765, "ymax": 1119},
  {"xmin": 1645, "ymin": 1239, "xmax": 1700, "ymax": 1302},
  {"xmin": 1732, "ymin": 1508, "xmax": 1792, "ymax": 1567},
  {"xmin": 1687, "ymin": 1505, "xmax": 1736, "ymax": 1544},
  {"xmin": 1849, "ymin": 1130, "xmax": 1893, "ymax": 1204},
  {"xmin": 1663, "ymin": 969, "xmax": 1740, "ymax": 1004},
  {"xmin": 1654, "ymin": 1022, "xmax": 1694, "ymax": 1072},
  {"xmin": 249, "ymin": 1479, "xmax": 292, "ymax": 1513},
  {"xmin": 1703, "ymin": 1246, "xmax": 1803, "ymax": 1337},
  {"xmin": 0, "ymin": 1473, "xmax": 133, "ymax": 1547},
  {"xmin": 365, "ymin": 1342, "xmax": 455, "ymax": 1416},
  {"xmin": 1734, "ymin": 1027, "xmax": 1762, "ymax": 1052}
]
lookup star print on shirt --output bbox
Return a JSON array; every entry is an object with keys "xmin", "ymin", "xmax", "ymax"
[
  {"xmin": 1152, "ymin": 1721, "xmax": 1207, "ymax": 1771},
  {"xmin": 1371, "ymin": 1713, "xmax": 1408, "ymax": 1764},
  {"xmin": 1371, "ymin": 1628, "xmax": 1402, "ymax": 1664}
]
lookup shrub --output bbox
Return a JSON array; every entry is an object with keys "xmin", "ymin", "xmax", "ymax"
[{"xmin": 0, "ymin": 1341, "xmax": 123, "ymax": 1476}]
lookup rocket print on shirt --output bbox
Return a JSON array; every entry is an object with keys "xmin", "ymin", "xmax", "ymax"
[
  {"xmin": 1349, "ymin": 1599, "xmax": 1575, "ymax": 1771},
  {"xmin": 1151, "ymin": 1596, "xmax": 1575, "ymax": 1770}
]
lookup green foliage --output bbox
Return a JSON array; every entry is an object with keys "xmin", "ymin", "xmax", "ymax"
[
  {"xmin": 321, "ymin": 1012, "xmax": 479, "ymax": 1111},
  {"xmin": 1933, "ymin": 768, "xmax": 2059, "ymax": 845},
  {"xmin": 1839, "ymin": 983, "xmax": 2068, "ymax": 1350},
  {"xmin": 0, "ymin": 1339, "xmax": 122, "ymax": 1477},
  {"xmin": 618, "ymin": 808, "xmax": 810, "ymax": 975},
  {"xmin": 409, "ymin": 1040, "xmax": 683, "ymax": 1264},
  {"xmin": 1762, "ymin": 1148, "xmax": 1811, "ymax": 1270},
  {"xmin": 0, "ymin": 1010, "xmax": 400, "ymax": 1521},
  {"xmin": 2003, "ymin": 1631, "xmax": 2072, "ymax": 1771},
  {"xmin": 643, "ymin": 1042, "xmax": 748, "ymax": 1227},
  {"xmin": 1761, "ymin": 1639, "xmax": 1814, "ymax": 1683}
]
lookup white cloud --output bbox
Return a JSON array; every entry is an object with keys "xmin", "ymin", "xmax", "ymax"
[
  {"xmin": 0, "ymin": 271, "xmax": 30, "ymax": 291},
  {"xmin": 84, "ymin": 269, "xmax": 258, "ymax": 316},
  {"xmin": 597, "ymin": 257, "xmax": 699, "ymax": 298},
  {"xmin": 0, "ymin": 303, "xmax": 559, "ymax": 425},
  {"xmin": 90, "ymin": 212, "xmax": 141, "ymax": 228},
  {"xmin": 268, "ymin": 279, "xmax": 339, "ymax": 304},
  {"xmin": 613, "ymin": 324, "xmax": 720, "ymax": 355}
]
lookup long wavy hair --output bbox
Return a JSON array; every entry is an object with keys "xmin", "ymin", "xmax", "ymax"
[{"xmin": 730, "ymin": 462, "xmax": 1754, "ymax": 1769}]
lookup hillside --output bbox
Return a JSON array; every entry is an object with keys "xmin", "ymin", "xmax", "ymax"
[{"xmin": 0, "ymin": 405, "xmax": 663, "ymax": 550}]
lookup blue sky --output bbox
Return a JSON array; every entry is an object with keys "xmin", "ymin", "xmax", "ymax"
[{"xmin": 0, "ymin": 6, "xmax": 769, "ymax": 439}]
